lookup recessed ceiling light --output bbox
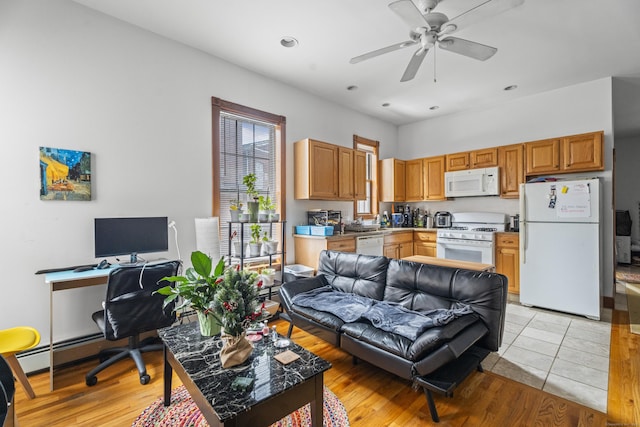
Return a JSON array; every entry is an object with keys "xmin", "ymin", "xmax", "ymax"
[
  {"xmin": 280, "ymin": 36, "xmax": 298, "ymax": 48},
  {"xmin": 504, "ymin": 85, "xmax": 518, "ymax": 91},
  {"xmin": 382, "ymin": 103, "xmax": 390, "ymax": 107},
  {"xmin": 347, "ymin": 85, "xmax": 358, "ymax": 91},
  {"xmin": 429, "ymin": 105, "xmax": 440, "ymax": 110}
]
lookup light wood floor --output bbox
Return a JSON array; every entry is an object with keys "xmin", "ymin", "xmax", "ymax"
[{"xmin": 13, "ymin": 308, "xmax": 639, "ymax": 427}]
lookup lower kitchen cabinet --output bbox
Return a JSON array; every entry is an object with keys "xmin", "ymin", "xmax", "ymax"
[
  {"xmin": 294, "ymin": 235, "xmax": 355, "ymax": 272},
  {"xmin": 384, "ymin": 231, "xmax": 413, "ymax": 259},
  {"xmin": 495, "ymin": 233, "xmax": 520, "ymax": 294},
  {"xmin": 413, "ymin": 230, "xmax": 437, "ymax": 257}
]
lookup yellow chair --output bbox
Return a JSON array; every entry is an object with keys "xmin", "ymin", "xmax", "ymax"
[{"xmin": 0, "ymin": 326, "xmax": 40, "ymax": 399}]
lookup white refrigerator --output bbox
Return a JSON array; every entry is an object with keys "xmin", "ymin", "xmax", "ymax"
[{"xmin": 519, "ymin": 178, "xmax": 601, "ymax": 320}]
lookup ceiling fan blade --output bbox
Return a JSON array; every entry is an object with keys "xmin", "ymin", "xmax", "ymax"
[
  {"xmin": 401, "ymin": 47, "xmax": 429, "ymax": 82},
  {"xmin": 438, "ymin": 37, "xmax": 497, "ymax": 61},
  {"xmin": 350, "ymin": 39, "xmax": 418, "ymax": 64},
  {"xmin": 389, "ymin": 0, "xmax": 429, "ymax": 30},
  {"xmin": 442, "ymin": 0, "xmax": 524, "ymax": 34}
]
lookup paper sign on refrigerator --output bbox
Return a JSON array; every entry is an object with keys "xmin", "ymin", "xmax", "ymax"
[{"xmin": 556, "ymin": 183, "xmax": 591, "ymax": 218}]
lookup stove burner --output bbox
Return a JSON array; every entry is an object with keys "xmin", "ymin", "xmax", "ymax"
[{"xmin": 473, "ymin": 227, "xmax": 497, "ymax": 232}]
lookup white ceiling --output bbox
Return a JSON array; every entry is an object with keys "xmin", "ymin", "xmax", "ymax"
[{"xmin": 73, "ymin": 0, "xmax": 640, "ymax": 127}]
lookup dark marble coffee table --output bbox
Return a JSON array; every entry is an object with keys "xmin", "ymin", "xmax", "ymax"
[{"xmin": 159, "ymin": 322, "xmax": 332, "ymax": 427}]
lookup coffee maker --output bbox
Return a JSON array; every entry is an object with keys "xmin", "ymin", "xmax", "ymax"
[{"xmin": 402, "ymin": 204, "xmax": 412, "ymax": 227}]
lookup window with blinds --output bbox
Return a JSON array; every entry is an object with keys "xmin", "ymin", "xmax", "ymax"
[{"xmin": 212, "ymin": 98, "xmax": 285, "ymax": 260}]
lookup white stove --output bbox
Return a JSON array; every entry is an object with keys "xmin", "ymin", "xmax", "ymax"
[{"xmin": 436, "ymin": 212, "xmax": 508, "ymax": 265}]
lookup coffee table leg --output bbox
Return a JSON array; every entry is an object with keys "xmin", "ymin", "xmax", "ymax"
[
  {"xmin": 310, "ymin": 375, "xmax": 323, "ymax": 427},
  {"xmin": 163, "ymin": 345, "xmax": 173, "ymax": 406}
]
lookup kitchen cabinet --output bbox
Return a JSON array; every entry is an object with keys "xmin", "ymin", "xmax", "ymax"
[
  {"xmin": 470, "ymin": 148, "xmax": 498, "ymax": 168},
  {"xmin": 354, "ymin": 149, "xmax": 367, "ymax": 200},
  {"xmin": 294, "ymin": 138, "xmax": 367, "ymax": 200},
  {"xmin": 338, "ymin": 147, "xmax": 354, "ymax": 199},
  {"xmin": 446, "ymin": 148, "xmax": 497, "ymax": 172},
  {"xmin": 405, "ymin": 159, "xmax": 424, "ymax": 202},
  {"xmin": 445, "ymin": 152, "xmax": 469, "ymax": 171},
  {"xmin": 424, "ymin": 155, "xmax": 446, "ymax": 200},
  {"xmin": 294, "ymin": 235, "xmax": 356, "ymax": 271},
  {"xmin": 498, "ymin": 144, "xmax": 524, "ymax": 198},
  {"xmin": 413, "ymin": 230, "xmax": 437, "ymax": 257},
  {"xmin": 524, "ymin": 131, "xmax": 603, "ymax": 176},
  {"xmin": 379, "ymin": 158, "xmax": 406, "ymax": 202},
  {"xmin": 495, "ymin": 233, "xmax": 519, "ymax": 294},
  {"xmin": 383, "ymin": 231, "xmax": 413, "ymax": 259}
]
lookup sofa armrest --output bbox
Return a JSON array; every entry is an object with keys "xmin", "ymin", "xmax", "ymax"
[{"xmin": 279, "ymin": 275, "xmax": 329, "ymax": 312}]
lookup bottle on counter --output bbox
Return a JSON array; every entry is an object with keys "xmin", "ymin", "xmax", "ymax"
[
  {"xmin": 425, "ymin": 211, "xmax": 433, "ymax": 228},
  {"xmin": 382, "ymin": 211, "xmax": 390, "ymax": 228}
]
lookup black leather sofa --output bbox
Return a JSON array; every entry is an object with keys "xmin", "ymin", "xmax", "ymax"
[{"xmin": 280, "ymin": 250, "xmax": 508, "ymax": 421}]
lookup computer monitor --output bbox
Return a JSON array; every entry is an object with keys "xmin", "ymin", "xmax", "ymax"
[{"xmin": 94, "ymin": 217, "xmax": 168, "ymax": 264}]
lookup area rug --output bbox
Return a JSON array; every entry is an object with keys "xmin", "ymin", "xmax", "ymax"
[
  {"xmin": 132, "ymin": 385, "xmax": 349, "ymax": 427},
  {"xmin": 616, "ymin": 270, "xmax": 640, "ymax": 284},
  {"xmin": 625, "ymin": 282, "xmax": 640, "ymax": 335}
]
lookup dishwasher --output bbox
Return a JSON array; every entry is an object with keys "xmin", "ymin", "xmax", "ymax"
[{"xmin": 355, "ymin": 235, "xmax": 384, "ymax": 256}]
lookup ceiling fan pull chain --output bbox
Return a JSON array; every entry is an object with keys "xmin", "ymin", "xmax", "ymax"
[{"xmin": 433, "ymin": 45, "xmax": 437, "ymax": 83}]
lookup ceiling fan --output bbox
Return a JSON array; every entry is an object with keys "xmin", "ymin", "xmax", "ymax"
[{"xmin": 350, "ymin": 0, "xmax": 525, "ymax": 82}]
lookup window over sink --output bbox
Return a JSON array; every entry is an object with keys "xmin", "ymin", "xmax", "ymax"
[{"xmin": 354, "ymin": 135, "xmax": 379, "ymax": 219}]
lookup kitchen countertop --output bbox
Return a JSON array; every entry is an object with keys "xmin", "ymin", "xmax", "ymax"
[{"xmin": 294, "ymin": 227, "xmax": 439, "ymax": 240}]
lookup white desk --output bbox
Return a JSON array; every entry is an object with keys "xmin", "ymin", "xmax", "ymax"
[{"xmin": 44, "ymin": 267, "xmax": 115, "ymax": 390}]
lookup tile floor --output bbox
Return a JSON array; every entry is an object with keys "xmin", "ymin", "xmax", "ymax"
[{"xmin": 483, "ymin": 297, "xmax": 616, "ymax": 413}]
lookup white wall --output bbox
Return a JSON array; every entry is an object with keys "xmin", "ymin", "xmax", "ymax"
[
  {"xmin": 0, "ymin": 0, "xmax": 397, "ymax": 344},
  {"xmin": 397, "ymin": 78, "xmax": 616, "ymax": 299}
]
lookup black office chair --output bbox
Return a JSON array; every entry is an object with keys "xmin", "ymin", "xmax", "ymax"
[
  {"xmin": 85, "ymin": 260, "xmax": 181, "ymax": 386},
  {"xmin": 1, "ymin": 355, "xmax": 16, "ymax": 427}
]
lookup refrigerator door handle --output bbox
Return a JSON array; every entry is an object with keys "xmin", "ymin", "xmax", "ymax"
[{"xmin": 519, "ymin": 183, "xmax": 526, "ymax": 264}]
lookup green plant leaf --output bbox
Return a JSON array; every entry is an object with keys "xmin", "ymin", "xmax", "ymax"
[
  {"xmin": 191, "ymin": 251, "xmax": 212, "ymax": 277},
  {"xmin": 214, "ymin": 257, "xmax": 225, "ymax": 276}
]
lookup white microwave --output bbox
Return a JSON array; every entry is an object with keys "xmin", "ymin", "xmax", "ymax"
[{"xmin": 444, "ymin": 166, "xmax": 500, "ymax": 198}]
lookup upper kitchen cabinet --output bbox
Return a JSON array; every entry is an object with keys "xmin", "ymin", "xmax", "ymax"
[
  {"xmin": 524, "ymin": 131, "xmax": 603, "ymax": 176},
  {"xmin": 446, "ymin": 148, "xmax": 497, "ymax": 171},
  {"xmin": 338, "ymin": 147, "xmax": 354, "ymax": 199},
  {"xmin": 470, "ymin": 148, "xmax": 498, "ymax": 168},
  {"xmin": 498, "ymin": 144, "xmax": 524, "ymax": 198},
  {"xmin": 405, "ymin": 159, "xmax": 424, "ymax": 202},
  {"xmin": 445, "ymin": 152, "xmax": 469, "ymax": 171},
  {"xmin": 353, "ymin": 149, "xmax": 367, "ymax": 200},
  {"xmin": 379, "ymin": 158, "xmax": 405, "ymax": 202},
  {"xmin": 562, "ymin": 131, "xmax": 603, "ymax": 172},
  {"xmin": 294, "ymin": 138, "xmax": 338, "ymax": 199},
  {"xmin": 294, "ymin": 139, "xmax": 366, "ymax": 200},
  {"xmin": 424, "ymin": 156, "xmax": 446, "ymax": 200}
]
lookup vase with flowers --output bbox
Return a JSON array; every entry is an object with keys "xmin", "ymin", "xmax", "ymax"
[
  {"xmin": 156, "ymin": 251, "xmax": 224, "ymax": 337},
  {"xmin": 243, "ymin": 173, "xmax": 259, "ymax": 222},
  {"xmin": 212, "ymin": 264, "xmax": 266, "ymax": 368}
]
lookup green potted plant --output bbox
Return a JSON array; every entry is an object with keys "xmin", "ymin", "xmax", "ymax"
[
  {"xmin": 229, "ymin": 197, "xmax": 243, "ymax": 222},
  {"xmin": 261, "ymin": 230, "xmax": 279, "ymax": 255},
  {"xmin": 258, "ymin": 194, "xmax": 275, "ymax": 222},
  {"xmin": 248, "ymin": 223, "xmax": 262, "ymax": 257},
  {"xmin": 156, "ymin": 251, "xmax": 225, "ymax": 336},
  {"xmin": 243, "ymin": 173, "xmax": 259, "ymax": 222}
]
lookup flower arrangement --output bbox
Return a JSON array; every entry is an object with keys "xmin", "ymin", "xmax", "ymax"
[
  {"xmin": 156, "ymin": 251, "xmax": 267, "ymax": 337},
  {"xmin": 212, "ymin": 264, "xmax": 266, "ymax": 337}
]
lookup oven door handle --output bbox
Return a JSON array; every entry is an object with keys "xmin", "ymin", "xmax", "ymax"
[{"xmin": 437, "ymin": 239, "xmax": 494, "ymax": 248}]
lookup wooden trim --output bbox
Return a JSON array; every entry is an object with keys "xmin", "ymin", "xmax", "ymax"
[
  {"xmin": 353, "ymin": 135, "xmax": 380, "ymax": 218},
  {"xmin": 211, "ymin": 97, "xmax": 286, "ymax": 219}
]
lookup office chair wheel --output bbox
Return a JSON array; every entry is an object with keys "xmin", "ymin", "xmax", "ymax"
[
  {"xmin": 139, "ymin": 374, "xmax": 150, "ymax": 385},
  {"xmin": 86, "ymin": 376, "xmax": 98, "ymax": 386}
]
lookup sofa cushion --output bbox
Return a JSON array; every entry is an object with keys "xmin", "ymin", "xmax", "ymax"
[
  {"xmin": 289, "ymin": 305, "xmax": 345, "ymax": 332},
  {"xmin": 340, "ymin": 313, "xmax": 481, "ymax": 362},
  {"xmin": 318, "ymin": 251, "xmax": 389, "ymax": 301}
]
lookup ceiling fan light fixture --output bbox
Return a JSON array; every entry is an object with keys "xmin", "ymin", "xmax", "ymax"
[
  {"xmin": 504, "ymin": 84, "xmax": 518, "ymax": 91},
  {"xmin": 280, "ymin": 36, "xmax": 299, "ymax": 48}
]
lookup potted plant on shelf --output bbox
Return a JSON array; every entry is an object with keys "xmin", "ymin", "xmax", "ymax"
[
  {"xmin": 261, "ymin": 230, "xmax": 279, "ymax": 255},
  {"xmin": 155, "ymin": 250, "xmax": 224, "ymax": 336},
  {"xmin": 258, "ymin": 194, "xmax": 276, "ymax": 222},
  {"xmin": 248, "ymin": 223, "xmax": 262, "ymax": 257},
  {"xmin": 243, "ymin": 173, "xmax": 259, "ymax": 222},
  {"xmin": 229, "ymin": 196, "xmax": 243, "ymax": 222}
]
